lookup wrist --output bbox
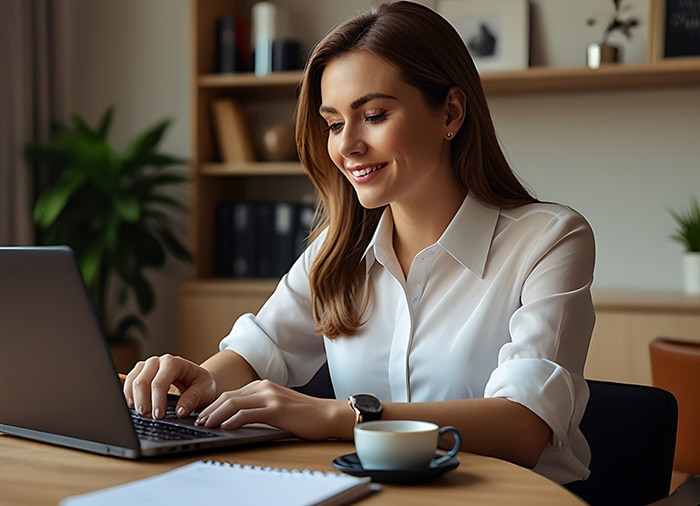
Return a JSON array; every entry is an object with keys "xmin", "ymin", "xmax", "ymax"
[
  {"xmin": 326, "ymin": 399, "xmax": 356, "ymax": 440},
  {"xmin": 348, "ymin": 393, "xmax": 383, "ymax": 424}
]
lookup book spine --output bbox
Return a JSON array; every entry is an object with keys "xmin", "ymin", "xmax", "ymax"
[
  {"xmin": 216, "ymin": 17, "xmax": 241, "ymax": 73},
  {"xmin": 214, "ymin": 204, "xmax": 234, "ymax": 277},
  {"xmin": 211, "ymin": 99, "xmax": 257, "ymax": 163},
  {"xmin": 272, "ymin": 202, "xmax": 298, "ymax": 277},
  {"xmin": 294, "ymin": 202, "xmax": 316, "ymax": 257},
  {"xmin": 231, "ymin": 202, "xmax": 257, "ymax": 278},
  {"xmin": 255, "ymin": 202, "xmax": 275, "ymax": 278}
]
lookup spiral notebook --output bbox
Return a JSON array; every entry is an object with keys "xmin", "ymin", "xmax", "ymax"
[{"xmin": 59, "ymin": 460, "xmax": 377, "ymax": 506}]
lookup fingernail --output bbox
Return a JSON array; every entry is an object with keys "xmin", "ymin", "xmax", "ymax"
[
  {"xmin": 195, "ymin": 415, "xmax": 207, "ymax": 426},
  {"xmin": 137, "ymin": 404, "xmax": 145, "ymax": 415},
  {"xmin": 177, "ymin": 406, "xmax": 186, "ymax": 418},
  {"xmin": 154, "ymin": 408, "xmax": 161, "ymax": 419}
]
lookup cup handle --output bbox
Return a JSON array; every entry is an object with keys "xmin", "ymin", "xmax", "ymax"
[{"xmin": 432, "ymin": 426, "xmax": 461, "ymax": 466}]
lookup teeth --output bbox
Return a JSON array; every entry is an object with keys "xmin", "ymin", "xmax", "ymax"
[{"xmin": 351, "ymin": 165, "xmax": 382, "ymax": 177}]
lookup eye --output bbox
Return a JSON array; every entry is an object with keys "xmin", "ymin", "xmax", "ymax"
[
  {"xmin": 365, "ymin": 111, "xmax": 387, "ymax": 124},
  {"xmin": 324, "ymin": 122, "xmax": 343, "ymax": 133}
]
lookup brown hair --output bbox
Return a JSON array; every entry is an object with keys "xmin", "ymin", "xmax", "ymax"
[{"xmin": 295, "ymin": 1, "xmax": 536, "ymax": 338}]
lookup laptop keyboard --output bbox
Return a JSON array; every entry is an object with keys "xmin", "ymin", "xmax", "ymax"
[{"xmin": 130, "ymin": 412, "xmax": 223, "ymax": 442}]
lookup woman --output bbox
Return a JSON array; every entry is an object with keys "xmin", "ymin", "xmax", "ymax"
[{"xmin": 124, "ymin": 1, "xmax": 595, "ymax": 484}]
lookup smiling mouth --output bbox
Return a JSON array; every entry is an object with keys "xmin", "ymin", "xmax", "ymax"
[{"xmin": 351, "ymin": 164, "xmax": 386, "ymax": 177}]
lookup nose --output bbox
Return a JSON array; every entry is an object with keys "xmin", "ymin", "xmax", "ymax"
[{"xmin": 337, "ymin": 125, "xmax": 366, "ymax": 158}]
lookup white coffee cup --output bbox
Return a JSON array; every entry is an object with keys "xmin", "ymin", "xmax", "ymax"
[{"xmin": 353, "ymin": 420, "xmax": 461, "ymax": 471}]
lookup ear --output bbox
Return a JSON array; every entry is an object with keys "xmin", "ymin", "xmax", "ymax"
[{"xmin": 443, "ymin": 86, "xmax": 466, "ymax": 137}]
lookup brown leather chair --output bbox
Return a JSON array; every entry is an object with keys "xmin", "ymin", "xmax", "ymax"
[{"xmin": 650, "ymin": 338, "xmax": 700, "ymax": 477}]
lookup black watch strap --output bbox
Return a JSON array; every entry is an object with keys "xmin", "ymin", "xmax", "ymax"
[{"xmin": 348, "ymin": 393, "xmax": 383, "ymax": 424}]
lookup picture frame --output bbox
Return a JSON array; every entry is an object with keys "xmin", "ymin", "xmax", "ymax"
[
  {"xmin": 649, "ymin": 0, "xmax": 700, "ymax": 61},
  {"xmin": 436, "ymin": 0, "xmax": 530, "ymax": 73}
]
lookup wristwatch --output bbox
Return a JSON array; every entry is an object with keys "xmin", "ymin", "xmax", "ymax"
[{"xmin": 348, "ymin": 393, "xmax": 383, "ymax": 424}]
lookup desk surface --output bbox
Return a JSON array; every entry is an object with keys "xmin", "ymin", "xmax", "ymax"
[{"xmin": 0, "ymin": 434, "xmax": 585, "ymax": 505}]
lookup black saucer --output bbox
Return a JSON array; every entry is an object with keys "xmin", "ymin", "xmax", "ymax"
[{"xmin": 331, "ymin": 452, "xmax": 459, "ymax": 484}]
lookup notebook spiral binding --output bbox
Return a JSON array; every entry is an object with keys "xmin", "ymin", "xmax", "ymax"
[{"xmin": 204, "ymin": 460, "xmax": 348, "ymax": 479}]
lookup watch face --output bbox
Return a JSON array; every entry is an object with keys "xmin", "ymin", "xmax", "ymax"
[{"xmin": 353, "ymin": 394, "xmax": 382, "ymax": 414}]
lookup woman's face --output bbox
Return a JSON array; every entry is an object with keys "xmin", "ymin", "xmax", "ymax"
[{"xmin": 319, "ymin": 51, "xmax": 454, "ymax": 211}]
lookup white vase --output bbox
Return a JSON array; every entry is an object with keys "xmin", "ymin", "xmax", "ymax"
[
  {"xmin": 586, "ymin": 42, "xmax": 619, "ymax": 69},
  {"xmin": 683, "ymin": 252, "xmax": 700, "ymax": 295}
]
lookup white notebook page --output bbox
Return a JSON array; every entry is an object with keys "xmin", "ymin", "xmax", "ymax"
[{"xmin": 60, "ymin": 460, "xmax": 376, "ymax": 506}]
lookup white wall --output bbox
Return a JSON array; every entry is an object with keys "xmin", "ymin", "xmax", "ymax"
[
  {"xmin": 61, "ymin": 0, "xmax": 190, "ymax": 357},
  {"xmin": 61, "ymin": 0, "xmax": 700, "ymax": 355}
]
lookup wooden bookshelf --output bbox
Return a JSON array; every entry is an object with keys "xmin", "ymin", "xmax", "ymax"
[{"xmin": 179, "ymin": 0, "xmax": 700, "ymax": 359}]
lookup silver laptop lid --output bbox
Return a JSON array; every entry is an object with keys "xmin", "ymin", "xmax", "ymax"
[{"xmin": 0, "ymin": 246, "xmax": 140, "ymax": 451}]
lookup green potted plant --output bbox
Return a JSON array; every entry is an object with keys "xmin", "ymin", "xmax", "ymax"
[
  {"xmin": 669, "ymin": 196, "xmax": 700, "ymax": 295},
  {"xmin": 586, "ymin": 0, "xmax": 639, "ymax": 68},
  {"xmin": 25, "ymin": 106, "xmax": 192, "ymax": 363}
]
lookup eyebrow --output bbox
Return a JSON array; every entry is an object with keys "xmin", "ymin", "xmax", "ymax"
[{"xmin": 319, "ymin": 93, "xmax": 397, "ymax": 114}]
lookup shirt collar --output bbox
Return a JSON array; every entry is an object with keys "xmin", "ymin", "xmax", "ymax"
[
  {"xmin": 438, "ymin": 195, "xmax": 499, "ymax": 278},
  {"xmin": 362, "ymin": 195, "xmax": 500, "ymax": 278}
]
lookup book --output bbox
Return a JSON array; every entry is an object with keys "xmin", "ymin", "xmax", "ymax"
[
  {"xmin": 211, "ymin": 99, "xmax": 257, "ymax": 163},
  {"xmin": 295, "ymin": 202, "xmax": 316, "ymax": 256},
  {"xmin": 255, "ymin": 202, "xmax": 275, "ymax": 278},
  {"xmin": 214, "ymin": 203, "xmax": 234, "ymax": 277},
  {"xmin": 59, "ymin": 460, "xmax": 376, "ymax": 506},
  {"xmin": 215, "ymin": 201, "xmax": 314, "ymax": 279},
  {"xmin": 216, "ymin": 17, "xmax": 243, "ymax": 73},
  {"xmin": 231, "ymin": 202, "xmax": 258, "ymax": 277},
  {"xmin": 272, "ymin": 201, "xmax": 298, "ymax": 277}
]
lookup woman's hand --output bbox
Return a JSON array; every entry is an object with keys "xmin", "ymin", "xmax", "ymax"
[
  {"xmin": 194, "ymin": 379, "xmax": 353, "ymax": 441},
  {"xmin": 123, "ymin": 354, "xmax": 217, "ymax": 420}
]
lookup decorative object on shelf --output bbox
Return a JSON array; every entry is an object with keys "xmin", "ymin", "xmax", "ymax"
[
  {"xmin": 251, "ymin": 2, "xmax": 277, "ymax": 76},
  {"xmin": 260, "ymin": 124, "xmax": 297, "ymax": 162},
  {"xmin": 586, "ymin": 0, "xmax": 640, "ymax": 69},
  {"xmin": 272, "ymin": 39, "xmax": 304, "ymax": 71},
  {"xmin": 436, "ymin": 0, "xmax": 530, "ymax": 72},
  {"xmin": 669, "ymin": 196, "xmax": 700, "ymax": 294},
  {"xmin": 211, "ymin": 99, "xmax": 257, "ymax": 163},
  {"xmin": 25, "ymin": 106, "xmax": 192, "ymax": 343},
  {"xmin": 650, "ymin": 0, "xmax": 700, "ymax": 61}
]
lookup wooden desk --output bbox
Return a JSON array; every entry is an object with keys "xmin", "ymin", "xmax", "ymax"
[{"xmin": 0, "ymin": 434, "xmax": 584, "ymax": 505}]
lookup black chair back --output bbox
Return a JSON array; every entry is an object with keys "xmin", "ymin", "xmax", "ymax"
[{"xmin": 565, "ymin": 379, "xmax": 678, "ymax": 506}]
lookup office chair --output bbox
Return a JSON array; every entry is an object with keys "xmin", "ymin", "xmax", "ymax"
[
  {"xmin": 293, "ymin": 362, "xmax": 335, "ymax": 398},
  {"xmin": 564, "ymin": 379, "xmax": 678, "ymax": 506},
  {"xmin": 650, "ymin": 338, "xmax": 700, "ymax": 477},
  {"xmin": 648, "ymin": 475, "xmax": 700, "ymax": 506}
]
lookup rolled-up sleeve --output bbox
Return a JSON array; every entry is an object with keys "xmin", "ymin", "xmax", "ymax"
[{"xmin": 484, "ymin": 207, "xmax": 595, "ymax": 482}]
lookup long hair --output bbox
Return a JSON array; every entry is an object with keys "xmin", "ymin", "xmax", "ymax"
[{"xmin": 295, "ymin": 1, "xmax": 536, "ymax": 338}]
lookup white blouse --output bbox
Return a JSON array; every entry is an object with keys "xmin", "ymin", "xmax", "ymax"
[{"xmin": 219, "ymin": 195, "xmax": 596, "ymax": 484}]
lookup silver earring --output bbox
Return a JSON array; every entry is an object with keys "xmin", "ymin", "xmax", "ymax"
[{"xmin": 446, "ymin": 132, "xmax": 453, "ymax": 139}]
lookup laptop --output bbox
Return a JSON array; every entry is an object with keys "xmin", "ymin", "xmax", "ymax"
[{"xmin": 0, "ymin": 245, "xmax": 291, "ymax": 458}]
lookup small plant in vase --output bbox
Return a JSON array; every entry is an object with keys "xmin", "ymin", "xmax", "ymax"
[
  {"xmin": 669, "ymin": 197, "xmax": 700, "ymax": 295},
  {"xmin": 586, "ymin": 0, "xmax": 640, "ymax": 68}
]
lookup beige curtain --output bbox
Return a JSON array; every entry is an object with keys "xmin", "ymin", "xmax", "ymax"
[{"xmin": 0, "ymin": 0, "xmax": 59, "ymax": 245}]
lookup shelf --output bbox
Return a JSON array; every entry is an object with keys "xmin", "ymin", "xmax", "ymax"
[
  {"xmin": 200, "ymin": 161, "xmax": 303, "ymax": 176},
  {"xmin": 198, "ymin": 59, "xmax": 700, "ymax": 96},
  {"xmin": 483, "ymin": 59, "xmax": 700, "ymax": 95}
]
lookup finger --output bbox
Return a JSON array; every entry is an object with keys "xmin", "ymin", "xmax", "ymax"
[
  {"xmin": 122, "ymin": 361, "xmax": 145, "ymax": 408},
  {"xmin": 131, "ymin": 356, "xmax": 162, "ymax": 416},
  {"xmin": 197, "ymin": 389, "xmax": 276, "ymax": 428},
  {"xmin": 220, "ymin": 407, "xmax": 271, "ymax": 431},
  {"xmin": 150, "ymin": 355, "xmax": 180, "ymax": 419}
]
